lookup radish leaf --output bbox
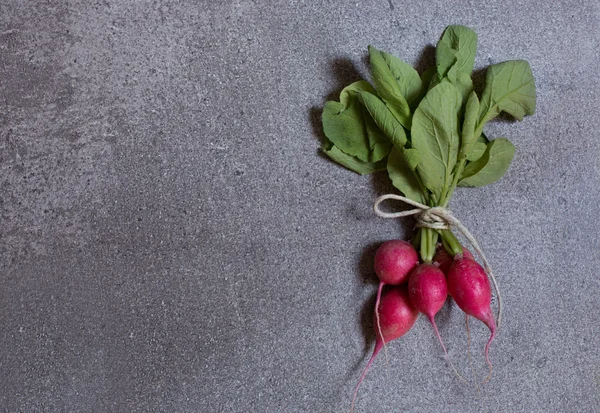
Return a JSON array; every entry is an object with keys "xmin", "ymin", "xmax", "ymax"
[
  {"xmin": 466, "ymin": 141, "xmax": 487, "ymax": 161},
  {"xmin": 322, "ymin": 81, "xmax": 392, "ymax": 162},
  {"xmin": 477, "ymin": 60, "xmax": 536, "ymax": 128},
  {"xmin": 453, "ymin": 72, "xmax": 474, "ymax": 106},
  {"xmin": 460, "ymin": 91, "xmax": 480, "ymax": 160},
  {"xmin": 459, "ymin": 138, "xmax": 515, "ymax": 187},
  {"xmin": 436, "ymin": 25, "xmax": 478, "ymax": 82},
  {"xmin": 411, "ymin": 82, "xmax": 462, "ymax": 198},
  {"xmin": 428, "ymin": 72, "xmax": 472, "ymax": 106},
  {"xmin": 323, "ymin": 141, "xmax": 388, "ymax": 175},
  {"xmin": 358, "ymin": 91, "xmax": 408, "ymax": 151},
  {"xmin": 387, "ymin": 148, "xmax": 426, "ymax": 203},
  {"xmin": 368, "ymin": 45, "xmax": 423, "ymax": 129}
]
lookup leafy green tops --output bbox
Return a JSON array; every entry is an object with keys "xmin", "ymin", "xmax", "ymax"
[{"xmin": 321, "ymin": 25, "xmax": 536, "ymax": 205}]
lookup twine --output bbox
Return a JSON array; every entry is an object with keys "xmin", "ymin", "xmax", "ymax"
[{"xmin": 373, "ymin": 194, "xmax": 502, "ymax": 328}]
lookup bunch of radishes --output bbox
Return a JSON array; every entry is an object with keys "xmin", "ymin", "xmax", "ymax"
[
  {"xmin": 373, "ymin": 238, "xmax": 495, "ymax": 360},
  {"xmin": 317, "ymin": 24, "xmax": 537, "ymax": 409},
  {"xmin": 374, "ymin": 238, "xmax": 493, "ymax": 360},
  {"xmin": 352, "ymin": 239, "xmax": 495, "ymax": 408}
]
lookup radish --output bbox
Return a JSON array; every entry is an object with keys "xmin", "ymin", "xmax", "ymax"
[
  {"xmin": 351, "ymin": 286, "xmax": 418, "ymax": 411},
  {"xmin": 433, "ymin": 244, "xmax": 474, "ymax": 274},
  {"xmin": 373, "ymin": 240, "xmax": 419, "ymax": 332},
  {"xmin": 374, "ymin": 240, "xmax": 419, "ymax": 285},
  {"xmin": 447, "ymin": 256, "xmax": 497, "ymax": 376},
  {"xmin": 408, "ymin": 263, "xmax": 464, "ymax": 381},
  {"xmin": 372, "ymin": 240, "xmax": 419, "ymax": 372},
  {"xmin": 408, "ymin": 263, "xmax": 447, "ymax": 324}
]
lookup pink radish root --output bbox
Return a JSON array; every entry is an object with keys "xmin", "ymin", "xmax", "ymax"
[{"xmin": 351, "ymin": 286, "xmax": 418, "ymax": 412}]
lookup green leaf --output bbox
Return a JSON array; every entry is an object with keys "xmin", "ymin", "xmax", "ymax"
[
  {"xmin": 453, "ymin": 72, "xmax": 474, "ymax": 106},
  {"xmin": 387, "ymin": 147, "xmax": 426, "ymax": 203},
  {"xmin": 460, "ymin": 91, "xmax": 480, "ymax": 159},
  {"xmin": 401, "ymin": 147, "xmax": 420, "ymax": 170},
  {"xmin": 478, "ymin": 60, "xmax": 536, "ymax": 128},
  {"xmin": 338, "ymin": 80, "xmax": 376, "ymax": 106},
  {"xmin": 467, "ymin": 131, "xmax": 490, "ymax": 160},
  {"xmin": 381, "ymin": 50, "xmax": 423, "ymax": 106},
  {"xmin": 357, "ymin": 91, "xmax": 408, "ymax": 151},
  {"xmin": 322, "ymin": 141, "xmax": 387, "ymax": 175},
  {"xmin": 466, "ymin": 141, "xmax": 487, "ymax": 161},
  {"xmin": 363, "ymin": 108, "xmax": 392, "ymax": 162},
  {"xmin": 322, "ymin": 81, "xmax": 392, "ymax": 162},
  {"xmin": 459, "ymin": 138, "xmax": 515, "ymax": 187},
  {"xmin": 411, "ymin": 82, "xmax": 462, "ymax": 198},
  {"xmin": 415, "ymin": 67, "xmax": 437, "ymax": 105},
  {"xmin": 435, "ymin": 74, "xmax": 474, "ymax": 109},
  {"xmin": 428, "ymin": 72, "xmax": 441, "ymax": 91},
  {"xmin": 368, "ymin": 45, "xmax": 422, "ymax": 128},
  {"xmin": 436, "ymin": 25, "xmax": 478, "ymax": 82}
]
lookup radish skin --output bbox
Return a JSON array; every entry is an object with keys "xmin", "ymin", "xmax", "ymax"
[
  {"xmin": 351, "ymin": 286, "xmax": 418, "ymax": 412},
  {"xmin": 374, "ymin": 240, "xmax": 419, "ymax": 285},
  {"xmin": 447, "ymin": 257, "xmax": 497, "ymax": 377},
  {"xmin": 433, "ymin": 245, "xmax": 474, "ymax": 274},
  {"xmin": 408, "ymin": 264, "xmax": 465, "ymax": 382},
  {"xmin": 408, "ymin": 263, "xmax": 448, "ymax": 343},
  {"xmin": 372, "ymin": 240, "xmax": 419, "ymax": 365}
]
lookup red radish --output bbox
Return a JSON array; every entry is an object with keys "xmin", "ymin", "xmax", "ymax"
[
  {"xmin": 434, "ymin": 245, "xmax": 474, "ymax": 274},
  {"xmin": 408, "ymin": 263, "xmax": 448, "ymax": 316},
  {"xmin": 408, "ymin": 264, "xmax": 464, "ymax": 381},
  {"xmin": 447, "ymin": 256, "xmax": 497, "ymax": 375},
  {"xmin": 351, "ymin": 286, "xmax": 418, "ymax": 411},
  {"xmin": 374, "ymin": 240, "xmax": 419, "ymax": 285},
  {"xmin": 408, "ymin": 263, "xmax": 447, "ymax": 328},
  {"xmin": 372, "ymin": 240, "xmax": 419, "ymax": 359}
]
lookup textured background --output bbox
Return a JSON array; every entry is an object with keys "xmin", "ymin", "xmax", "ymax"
[{"xmin": 1, "ymin": 1, "xmax": 599, "ymax": 412}]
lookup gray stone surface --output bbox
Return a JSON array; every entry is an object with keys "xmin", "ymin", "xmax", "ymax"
[{"xmin": 1, "ymin": 1, "xmax": 599, "ymax": 412}]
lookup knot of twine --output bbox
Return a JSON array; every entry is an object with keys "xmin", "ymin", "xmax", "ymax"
[{"xmin": 373, "ymin": 194, "xmax": 502, "ymax": 327}]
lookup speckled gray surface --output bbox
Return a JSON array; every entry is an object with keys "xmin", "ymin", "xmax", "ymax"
[{"xmin": 1, "ymin": 1, "xmax": 599, "ymax": 412}]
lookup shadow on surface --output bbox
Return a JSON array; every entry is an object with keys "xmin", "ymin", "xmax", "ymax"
[
  {"xmin": 351, "ymin": 291, "xmax": 377, "ymax": 374},
  {"xmin": 472, "ymin": 67, "xmax": 487, "ymax": 95},
  {"xmin": 414, "ymin": 44, "xmax": 436, "ymax": 74},
  {"xmin": 369, "ymin": 171, "xmax": 416, "ymax": 239},
  {"xmin": 327, "ymin": 58, "xmax": 364, "ymax": 101},
  {"xmin": 357, "ymin": 242, "xmax": 381, "ymax": 286}
]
